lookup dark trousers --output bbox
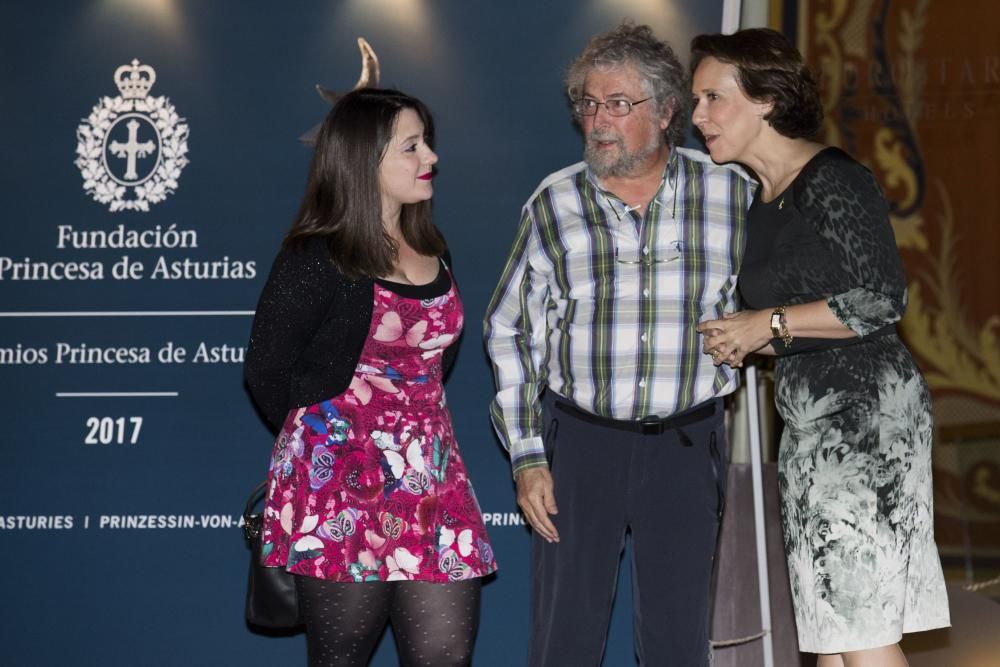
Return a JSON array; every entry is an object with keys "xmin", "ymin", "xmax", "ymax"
[{"xmin": 528, "ymin": 393, "xmax": 727, "ymax": 667}]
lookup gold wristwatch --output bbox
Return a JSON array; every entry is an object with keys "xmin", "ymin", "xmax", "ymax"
[{"xmin": 770, "ymin": 305, "xmax": 793, "ymax": 348}]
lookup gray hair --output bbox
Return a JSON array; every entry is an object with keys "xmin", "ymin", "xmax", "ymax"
[{"xmin": 566, "ymin": 22, "xmax": 688, "ymax": 146}]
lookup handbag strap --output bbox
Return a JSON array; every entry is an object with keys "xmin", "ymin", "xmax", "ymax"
[{"xmin": 244, "ymin": 480, "xmax": 268, "ymax": 521}]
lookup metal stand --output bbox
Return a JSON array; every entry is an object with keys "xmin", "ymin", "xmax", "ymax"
[{"xmin": 745, "ymin": 364, "xmax": 775, "ymax": 667}]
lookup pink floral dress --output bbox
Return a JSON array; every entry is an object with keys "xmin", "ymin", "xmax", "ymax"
[{"xmin": 260, "ymin": 269, "xmax": 497, "ymax": 583}]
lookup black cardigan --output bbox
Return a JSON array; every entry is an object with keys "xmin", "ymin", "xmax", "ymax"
[{"xmin": 244, "ymin": 236, "xmax": 457, "ymax": 432}]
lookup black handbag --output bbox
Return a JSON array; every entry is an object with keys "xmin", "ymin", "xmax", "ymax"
[{"xmin": 243, "ymin": 481, "xmax": 302, "ymax": 628}]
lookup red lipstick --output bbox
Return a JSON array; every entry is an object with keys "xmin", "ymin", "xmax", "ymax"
[{"xmin": 418, "ymin": 173, "xmax": 433, "ymax": 181}]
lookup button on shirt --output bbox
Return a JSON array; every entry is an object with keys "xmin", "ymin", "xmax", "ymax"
[{"xmin": 484, "ymin": 147, "xmax": 754, "ymax": 474}]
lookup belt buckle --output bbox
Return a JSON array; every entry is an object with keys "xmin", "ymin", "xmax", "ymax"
[{"xmin": 638, "ymin": 416, "xmax": 664, "ymax": 435}]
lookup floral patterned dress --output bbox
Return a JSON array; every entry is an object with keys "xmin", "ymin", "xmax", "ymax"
[
  {"xmin": 260, "ymin": 268, "xmax": 497, "ymax": 583},
  {"xmin": 739, "ymin": 149, "xmax": 949, "ymax": 653}
]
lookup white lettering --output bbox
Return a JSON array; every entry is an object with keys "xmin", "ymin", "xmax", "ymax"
[
  {"xmin": 0, "ymin": 515, "xmax": 74, "ymax": 529},
  {"xmin": 54, "ymin": 343, "xmax": 151, "ymax": 365},
  {"xmin": 0, "ymin": 344, "xmax": 49, "ymax": 365},
  {"xmin": 199, "ymin": 515, "xmax": 234, "ymax": 528},
  {"xmin": 192, "ymin": 342, "xmax": 245, "ymax": 364},
  {"xmin": 56, "ymin": 223, "xmax": 198, "ymax": 249},
  {"xmin": 0, "ymin": 256, "xmax": 104, "ymax": 280},
  {"xmin": 96, "ymin": 515, "xmax": 235, "ymax": 529},
  {"xmin": 482, "ymin": 512, "xmax": 526, "ymax": 526},
  {"xmin": 150, "ymin": 256, "xmax": 257, "ymax": 280}
]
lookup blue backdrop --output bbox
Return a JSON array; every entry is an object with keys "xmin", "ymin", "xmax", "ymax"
[{"xmin": 0, "ymin": 2, "xmax": 723, "ymax": 664}]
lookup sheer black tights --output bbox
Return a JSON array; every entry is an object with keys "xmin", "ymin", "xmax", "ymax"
[{"xmin": 295, "ymin": 576, "xmax": 481, "ymax": 667}]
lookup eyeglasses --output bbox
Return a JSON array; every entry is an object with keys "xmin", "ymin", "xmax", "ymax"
[
  {"xmin": 615, "ymin": 241, "xmax": 683, "ymax": 265},
  {"xmin": 573, "ymin": 97, "xmax": 652, "ymax": 117}
]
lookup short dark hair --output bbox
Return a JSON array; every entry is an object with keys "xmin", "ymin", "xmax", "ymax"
[
  {"xmin": 566, "ymin": 22, "xmax": 688, "ymax": 146},
  {"xmin": 285, "ymin": 88, "xmax": 445, "ymax": 279},
  {"xmin": 690, "ymin": 28, "xmax": 822, "ymax": 139}
]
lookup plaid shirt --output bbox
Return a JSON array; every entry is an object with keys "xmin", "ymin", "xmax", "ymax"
[{"xmin": 484, "ymin": 147, "xmax": 754, "ymax": 475}]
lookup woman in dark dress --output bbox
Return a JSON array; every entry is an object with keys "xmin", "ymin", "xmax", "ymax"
[
  {"xmin": 690, "ymin": 29, "xmax": 949, "ymax": 666},
  {"xmin": 245, "ymin": 89, "xmax": 496, "ymax": 667}
]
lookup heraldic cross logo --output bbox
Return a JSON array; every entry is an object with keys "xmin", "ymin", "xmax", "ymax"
[{"xmin": 75, "ymin": 59, "xmax": 190, "ymax": 212}]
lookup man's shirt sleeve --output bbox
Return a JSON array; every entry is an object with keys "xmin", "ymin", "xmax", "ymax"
[{"xmin": 483, "ymin": 205, "xmax": 552, "ymax": 477}]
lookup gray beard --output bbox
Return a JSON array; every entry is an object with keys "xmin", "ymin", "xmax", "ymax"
[{"xmin": 584, "ymin": 132, "xmax": 662, "ymax": 179}]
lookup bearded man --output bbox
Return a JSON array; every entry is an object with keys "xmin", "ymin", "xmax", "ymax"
[{"xmin": 484, "ymin": 23, "xmax": 753, "ymax": 666}]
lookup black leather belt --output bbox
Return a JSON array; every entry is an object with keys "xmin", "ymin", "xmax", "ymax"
[{"xmin": 552, "ymin": 397, "xmax": 716, "ymax": 441}]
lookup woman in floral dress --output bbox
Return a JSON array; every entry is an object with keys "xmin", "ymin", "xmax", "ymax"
[
  {"xmin": 245, "ymin": 89, "xmax": 496, "ymax": 667},
  {"xmin": 691, "ymin": 29, "xmax": 949, "ymax": 666}
]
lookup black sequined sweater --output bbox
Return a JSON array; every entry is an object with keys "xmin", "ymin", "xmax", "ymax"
[{"xmin": 244, "ymin": 236, "xmax": 457, "ymax": 432}]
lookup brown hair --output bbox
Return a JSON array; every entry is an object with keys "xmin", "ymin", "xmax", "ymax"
[
  {"xmin": 690, "ymin": 28, "xmax": 822, "ymax": 139},
  {"xmin": 284, "ymin": 88, "xmax": 445, "ymax": 279}
]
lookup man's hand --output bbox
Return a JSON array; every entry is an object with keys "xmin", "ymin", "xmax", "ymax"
[{"xmin": 516, "ymin": 466, "xmax": 560, "ymax": 543}]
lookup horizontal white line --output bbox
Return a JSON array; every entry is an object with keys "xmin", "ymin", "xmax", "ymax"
[
  {"xmin": 56, "ymin": 392, "xmax": 180, "ymax": 398},
  {"xmin": 0, "ymin": 311, "xmax": 254, "ymax": 317}
]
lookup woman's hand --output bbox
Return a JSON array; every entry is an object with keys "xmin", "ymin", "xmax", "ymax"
[{"xmin": 697, "ymin": 309, "xmax": 772, "ymax": 367}]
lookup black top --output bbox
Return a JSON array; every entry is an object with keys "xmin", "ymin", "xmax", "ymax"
[
  {"xmin": 374, "ymin": 259, "xmax": 451, "ymax": 299},
  {"xmin": 244, "ymin": 236, "xmax": 457, "ymax": 432},
  {"xmin": 739, "ymin": 147, "xmax": 904, "ymax": 355}
]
